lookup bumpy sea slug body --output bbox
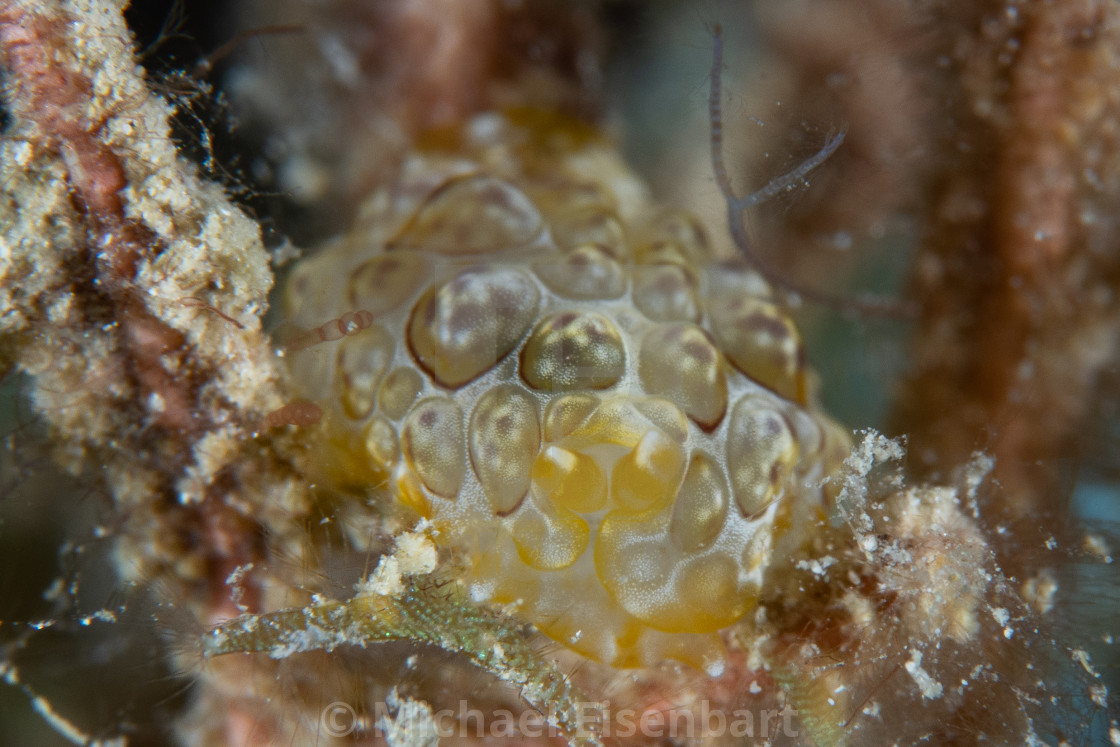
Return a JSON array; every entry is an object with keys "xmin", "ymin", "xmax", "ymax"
[{"xmin": 284, "ymin": 110, "xmax": 848, "ymax": 673}]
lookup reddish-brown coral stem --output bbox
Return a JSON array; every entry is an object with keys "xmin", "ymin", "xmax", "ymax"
[
  {"xmin": 0, "ymin": 0, "xmax": 294, "ymax": 661},
  {"xmin": 892, "ymin": 0, "xmax": 1120, "ymax": 556}
]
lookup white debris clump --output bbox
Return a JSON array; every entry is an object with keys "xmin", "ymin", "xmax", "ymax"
[
  {"xmin": 838, "ymin": 432, "xmax": 992, "ymax": 646},
  {"xmin": 361, "ymin": 529, "xmax": 439, "ymax": 598},
  {"xmin": 1020, "ymin": 569, "xmax": 1058, "ymax": 615},
  {"xmin": 378, "ymin": 688, "xmax": 440, "ymax": 747},
  {"xmin": 795, "ymin": 555, "xmax": 837, "ymax": 578},
  {"xmin": 835, "ymin": 429, "xmax": 908, "ymax": 535},
  {"xmin": 991, "ymin": 607, "xmax": 1014, "ymax": 639},
  {"xmin": 225, "ymin": 563, "xmax": 255, "ymax": 613},
  {"xmin": 904, "ymin": 649, "xmax": 944, "ymax": 700}
]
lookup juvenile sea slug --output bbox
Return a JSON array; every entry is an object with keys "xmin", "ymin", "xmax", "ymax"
[{"xmin": 282, "ymin": 109, "xmax": 849, "ymax": 674}]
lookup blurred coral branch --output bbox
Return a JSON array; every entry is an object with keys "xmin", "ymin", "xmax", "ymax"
[
  {"xmin": 889, "ymin": 0, "xmax": 1120, "ymax": 562},
  {"xmin": 724, "ymin": 0, "xmax": 1120, "ymax": 569}
]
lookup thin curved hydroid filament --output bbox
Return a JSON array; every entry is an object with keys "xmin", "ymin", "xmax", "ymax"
[{"xmin": 709, "ymin": 24, "xmax": 913, "ymax": 319}]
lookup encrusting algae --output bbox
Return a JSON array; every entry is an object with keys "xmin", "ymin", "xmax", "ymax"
[{"xmin": 0, "ymin": 1, "xmax": 1117, "ymax": 745}]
